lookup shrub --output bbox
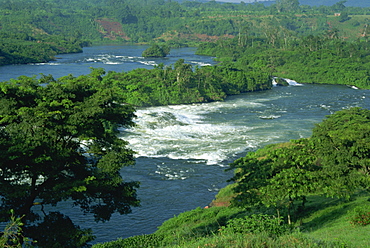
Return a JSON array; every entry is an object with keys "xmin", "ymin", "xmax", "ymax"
[
  {"xmin": 348, "ymin": 206, "xmax": 370, "ymax": 226},
  {"xmin": 220, "ymin": 214, "xmax": 291, "ymax": 237}
]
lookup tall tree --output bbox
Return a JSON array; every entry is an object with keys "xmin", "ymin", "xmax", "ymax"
[
  {"xmin": 229, "ymin": 139, "xmax": 319, "ymax": 223},
  {"xmin": 275, "ymin": 0, "xmax": 300, "ymax": 13},
  {"xmin": 0, "ymin": 70, "xmax": 140, "ymax": 247},
  {"xmin": 310, "ymin": 107, "xmax": 370, "ymax": 198}
]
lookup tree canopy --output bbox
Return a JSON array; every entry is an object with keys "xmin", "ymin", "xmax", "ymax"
[{"xmin": 0, "ymin": 69, "xmax": 140, "ymax": 247}]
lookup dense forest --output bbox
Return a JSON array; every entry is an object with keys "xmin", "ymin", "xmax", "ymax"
[
  {"xmin": 196, "ymin": 28, "xmax": 370, "ymax": 88},
  {"xmin": 1, "ymin": 0, "xmax": 370, "ymax": 247},
  {"xmin": 0, "ymin": 0, "xmax": 369, "ymax": 66}
]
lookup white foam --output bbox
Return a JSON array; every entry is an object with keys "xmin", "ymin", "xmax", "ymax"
[
  {"xmin": 81, "ymin": 54, "xmax": 148, "ymax": 65},
  {"xmin": 272, "ymin": 77, "xmax": 303, "ymax": 86},
  {"xmin": 31, "ymin": 62, "xmax": 61, "ymax": 66},
  {"xmin": 283, "ymin": 78, "xmax": 303, "ymax": 86},
  {"xmin": 190, "ymin": 61, "xmax": 212, "ymax": 67},
  {"xmin": 104, "ymin": 61, "xmax": 123, "ymax": 65},
  {"xmin": 259, "ymin": 115, "xmax": 281, "ymax": 119},
  {"xmin": 121, "ymin": 99, "xmax": 274, "ymax": 165},
  {"xmin": 138, "ymin": 61, "xmax": 157, "ymax": 66}
]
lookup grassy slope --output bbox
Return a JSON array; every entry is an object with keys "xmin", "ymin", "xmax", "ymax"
[
  {"xmin": 92, "ymin": 186, "xmax": 370, "ymax": 248},
  {"xmin": 302, "ymin": 194, "xmax": 370, "ymax": 247},
  {"xmin": 158, "ymin": 195, "xmax": 370, "ymax": 248}
]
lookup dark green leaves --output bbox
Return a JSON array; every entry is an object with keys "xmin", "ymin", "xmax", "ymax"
[{"xmin": 0, "ymin": 69, "xmax": 139, "ymax": 246}]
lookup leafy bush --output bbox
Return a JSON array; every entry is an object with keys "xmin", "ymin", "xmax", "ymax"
[
  {"xmin": 348, "ymin": 206, "xmax": 370, "ymax": 226},
  {"xmin": 92, "ymin": 234, "xmax": 164, "ymax": 248},
  {"xmin": 220, "ymin": 214, "xmax": 291, "ymax": 237}
]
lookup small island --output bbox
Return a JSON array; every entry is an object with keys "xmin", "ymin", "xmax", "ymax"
[{"xmin": 142, "ymin": 44, "xmax": 170, "ymax": 58}]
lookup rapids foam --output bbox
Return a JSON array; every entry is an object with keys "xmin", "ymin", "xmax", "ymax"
[
  {"xmin": 77, "ymin": 54, "xmax": 217, "ymax": 69},
  {"xmin": 121, "ymin": 100, "xmax": 277, "ymax": 166}
]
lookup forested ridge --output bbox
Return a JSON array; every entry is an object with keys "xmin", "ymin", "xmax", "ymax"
[{"xmin": 0, "ymin": 0, "xmax": 369, "ymax": 67}]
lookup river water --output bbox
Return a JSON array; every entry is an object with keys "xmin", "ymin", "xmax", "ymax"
[{"xmin": 1, "ymin": 45, "xmax": 369, "ymax": 244}]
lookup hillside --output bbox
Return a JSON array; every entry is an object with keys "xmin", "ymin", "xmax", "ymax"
[
  {"xmin": 299, "ymin": 0, "xmax": 370, "ymax": 7},
  {"xmin": 0, "ymin": 0, "xmax": 369, "ymax": 65}
]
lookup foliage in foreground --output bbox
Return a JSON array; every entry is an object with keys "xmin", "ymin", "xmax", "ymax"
[
  {"xmin": 92, "ymin": 204, "xmax": 356, "ymax": 248},
  {"xmin": 0, "ymin": 210, "xmax": 31, "ymax": 248},
  {"xmin": 349, "ymin": 206, "xmax": 370, "ymax": 226},
  {"xmin": 0, "ymin": 69, "xmax": 140, "ymax": 247}
]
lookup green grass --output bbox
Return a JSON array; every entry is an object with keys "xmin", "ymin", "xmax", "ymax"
[
  {"xmin": 93, "ymin": 191, "xmax": 370, "ymax": 248},
  {"xmin": 154, "ymin": 206, "xmax": 247, "ymax": 245},
  {"xmin": 302, "ymin": 194, "xmax": 370, "ymax": 247},
  {"xmin": 162, "ymin": 232, "xmax": 347, "ymax": 248}
]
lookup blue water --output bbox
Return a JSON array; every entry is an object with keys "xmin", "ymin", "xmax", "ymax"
[
  {"xmin": 1, "ymin": 45, "xmax": 369, "ymax": 244},
  {"xmin": 0, "ymin": 45, "xmax": 214, "ymax": 82}
]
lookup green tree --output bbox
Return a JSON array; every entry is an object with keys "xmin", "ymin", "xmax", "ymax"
[
  {"xmin": 275, "ymin": 0, "xmax": 300, "ymax": 13},
  {"xmin": 229, "ymin": 139, "xmax": 319, "ymax": 223},
  {"xmin": 0, "ymin": 70, "xmax": 140, "ymax": 247},
  {"xmin": 332, "ymin": 0, "xmax": 347, "ymax": 13},
  {"xmin": 310, "ymin": 107, "xmax": 370, "ymax": 198}
]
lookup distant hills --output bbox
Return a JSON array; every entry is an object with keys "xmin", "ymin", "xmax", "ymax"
[
  {"xmin": 299, "ymin": 0, "xmax": 370, "ymax": 7},
  {"xmin": 210, "ymin": 0, "xmax": 370, "ymax": 8}
]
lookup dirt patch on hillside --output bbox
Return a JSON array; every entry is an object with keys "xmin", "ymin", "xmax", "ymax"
[
  {"xmin": 95, "ymin": 19, "xmax": 130, "ymax": 40},
  {"xmin": 209, "ymin": 201, "xmax": 231, "ymax": 207}
]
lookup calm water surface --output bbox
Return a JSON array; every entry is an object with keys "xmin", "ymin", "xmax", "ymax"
[{"xmin": 1, "ymin": 46, "xmax": 369, "ymax": 244}]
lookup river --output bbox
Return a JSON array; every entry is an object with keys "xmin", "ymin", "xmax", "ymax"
[{"xmin": 1, "ymin": 45, "xmax": 369, "ymax": 244}]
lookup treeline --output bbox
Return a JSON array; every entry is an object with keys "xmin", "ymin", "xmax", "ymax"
[
  {"xmin": 0, "ymin": 34, "xmax": 89, "ymax": 65},
  {"xmin": 197, "ymin": 27, "xmax": 370, "ymax": 88},
  {"xmin": 65, "ymin": 61, "xmax": 271, "ymax": 107}
]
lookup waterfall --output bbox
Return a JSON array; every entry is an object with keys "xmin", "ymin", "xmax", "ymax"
[{"xmin": 272, "ymin": 77, "xmax": 303, "ymax": 86}]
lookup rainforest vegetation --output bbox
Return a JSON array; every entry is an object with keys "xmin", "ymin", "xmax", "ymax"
[{"xmin": 1, "ymin": 0, "xmax": 370, "ymax": 247}]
